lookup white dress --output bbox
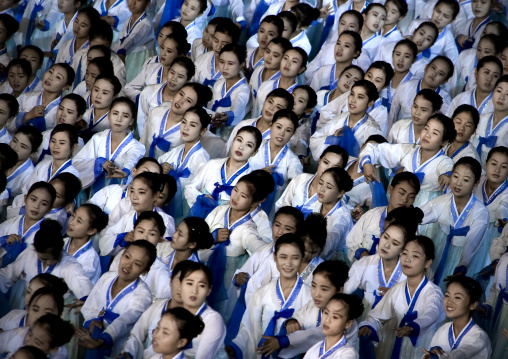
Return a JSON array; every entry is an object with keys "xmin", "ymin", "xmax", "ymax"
[
  {"xmin": 447, "ymin": 89, "xmax": 494, "ymax": 118},
  {"xmin": 21, "ymin": 156, "xmax": 80, "ymax": 194},
  {"xmin": 136, "ymin": 82, "xmax": 172, "ymax": 138},
  {"xmin": 405, "ymin": 19, "xmax": 459, "ymax": 63},
  {"xmin": 93, "ymin": 0, "xmax": 130, "ymax": 43},
  {"xmin": 346, "ymin": 206, "xmax": 387, "ymax": 263},
  {"xmin": 63, "ymin": 237, "xmax": 101, "ymax": 284},
  {"xmin": 139, "ymin": 107, "xmax": 183, "ymax": 159},
  {"xmin": 54, "ymin": 38, "xmax": 89, "ymax": 65},
  {"xmin": 472, "ymin": 112, "xmax": 508, "ymax": 166},
  {"xmin": 13, "ymin": 91, "xmax": 61, "ymax": 132},
  {"xmin": 303, "ymin": 337, "xmax": 358, "ymax": 359},
  {"xmin": 6, "ymin": 159, "xmax": 34, "ymax": 199},
  {"xmin": 208, "ymin": 77, "xmax": 252, "ymax": 128}
]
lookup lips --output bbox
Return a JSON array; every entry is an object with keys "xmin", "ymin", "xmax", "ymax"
[
  {"xmin": 231, "ymin": 199, "xmax": 237, "ymax": 206},
  {"xmin": 235, "ymin": 151, "xmax": 243, "ymax": 157}
]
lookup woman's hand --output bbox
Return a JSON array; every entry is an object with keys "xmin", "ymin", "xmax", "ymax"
[
  {"xmin": 6, "ymin": 234, "xmax": 22, "ymax": 245},
  {"xmin": 107, "ymin": 167, "xmax": 128, "ymax": 179},
  {"xmin": 76, "ymin": 328, "xmax": 103, "ymax": 349},
  {"xmin": 395, "ymin": 325, "xmax": 413, "ymax": 338},
  {"xmin": 319, "ymin": 3, "xmax": 332, "ymax": 18},
  {"xmin": 256, "ymin": 336, "xmax": 280, "ymax": 356},
  {"xmin": 124, "ymin": 231, "xmax": 135, "ymax": 243},
  {"xmin": 65, "ymin": 299, "xmax": 85, "ymax": 314},
  {"xmin": 216, "ymin": 228, "xmax": 230, "ymax": 243},
  {"xmin": 262, "ymin": 165, "xmax": 275, "ymax": 175},
  {"xmin": 234, "ymin": 272, "xmax": 249, "ymax": 286},
  {"xmin": 362, "ymin": 163, "xmax": 379, "ymax": 183},
  {"xmin": 358, "ymin": 327, "xmax": 372, "ymax": 337},
  {"xmin": 284, "ymin": 319, "xmax": 301, "ymax": 334},
  {"xmin": 211, "ymin": 113, "xmax": 229, "ymax": 127},
  {"xmin": 101, "ymin": 16, "xmax": 115, "ymax": 26},
  {"xmin": 422, "ymin": 346, "xmax": 445, "ymax": 358},
  {"xmin": 438, "ymin": 174, "xmax": 450, "ymax": 191},
  {"xmin": 162, "ymin": 162, "xmax": 173, "ymax": 175},
  {"xmin": 24, "ymin": 105, "xmax": 46, "ymax": 121},
  {"xmin": 351, "ymin": 205, "xmax": 364, "ymax": 221}
]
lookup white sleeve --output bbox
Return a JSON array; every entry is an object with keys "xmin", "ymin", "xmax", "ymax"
[
  {"xmin": 275, "ymin": 179, "xmax": 297, "ymax": 212},
  {"xmin": 183, "ymin": 162, "xmax": 210, "ymax": 207},
  {"xmin": 114, "ymin": 21, "xmax": 153, "ymax": 55},
  {"xmin": 309, "ymin": 119, "xmax": 337, "ymax": 161},
  {"xmin": 490, "ymin": 226, "xmax": 508, "ymax": 262},
  {"xmin": 280, "ymin": 325, "xmax": 325, "ymax": 358},
  {"xmin": 346, "ymin": 213, "xmax": 370, "ymax": 263},
  {"xmin": 0, "ymin": 247, "xmax": 29, "ymax": 293},
  {"xmin": 99, "ymin": 216, "xmax": 129, "ymax": 256},
  {"xmin": 388, "ymin": 86, "xmax": 403, "ymax": 131},
  {"xmin": 359, "ymin": 143, "xmax": 408, "ymax": 171},
  {"xmin": 227, "ymin": 88, "xmax": 251, "ymax": 127},
  {"xmin": 459, "ymin": 209, "xmax": 489, "ymax": 270},
  {"xmin": 232, "ymin": 288, "xmax": 265, "ymax": 357},
  {"xmin": 124, "ymin": 66, "xmax": 149, "ymax": 101},
  {"xmin": 286, "ymin": 154, "xmax": 303, "ymax": 181},
  {"xmin": 122, "ymin": 305, "xmax": 159, "ymax": 359},
  {"xmin": 194, "ymin": 312, "xmax": 226, "ymax": 359},
  {"xmin": 359, "ymin": 289, "xmax": 396, "ymax": 336},
  {"xmin": 343, "ymin": 259, "xmax": 367, "ymax": 294},
  {"xmin": 241, "ymin": 226, "xmax": 267, "ymax": 255}
]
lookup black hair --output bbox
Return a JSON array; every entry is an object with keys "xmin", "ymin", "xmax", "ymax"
[
  {"xmin": 452, "ymin": 104, "xmax": 479, "ymax": 130},
  {"xmin": 291, "ymin": 3, "xmax": 320, "ymax": 28},
  {"xmin": 313, "ymin": 260, "xmax": 349, "ymax": 290},
  {"xmin": 111, "ymin": 96, "xmax": 137, "ymax": 122},
  {"xmin": 135, "ymin": 157, "xmax": 163, "ymax": 173},
  {"xmin": 77, "ymin": 203, "xmax": 109, "ymax": 232},
  {"xmin": 415, "ymin": 22, "xmax": 439, "ymax": 46},
  {"xmin": 427, "ymin": 55, "xmax": 454, "ymax": 81},
  {"xmin": 328, "ymin": 293, "xmax": 365, "ymax": 320},
  {"xmin": 192, "ymin": 0, "xmax": 207, "ymax": 13},
  {"xmin": 214, "ymin": 18, "xmax": 240, "ymax": 44},
  {"xmin": 339, "ymin": 30, "xmax": 363, "ymax": 54},
  {"xmin": 365, "ymin": 134, "xmax": 388, "ymax": 144},
  {"xmin": 445, "ymin": 276, "xmax": 483, "ymax": 304},
  {"xmin": 163, "ymin": 33, "xmax": 191, "ymax": 56},
  {"xmin": 495, "ymin": 74, "xmax": 508, "ymax": 87},
  {"xmin": 33, "ymin": 220, "xmax": 64, "ymax": 259},
  {"xmin": 294, "ymin": 85, "xmax": 317, "ymax": 109},
  {"xmin": 260, "ymin": 15, "xmax": 284, "ymax": 37},
  {"xmin": 162, "ymin": 307, "xmax": 205, "ymax": 345},
  {"xmin": 89, "ymin": 19, "xmax": 113, "ymax": 44},
  {"xmin": 30, "ymin": 273, "xmax": 68, "ymax": 296},
  {"xmin": 385, "ymin": 209, "xmax": 423, "ymax": 235},
  {"xmin": 0, "ymin": 172, "xmax": 5, "ymax": 193},
  {"xmin": 88, "ymin": 56, "xmax": 115, "ymax": 77},
  {"xmin": 427, "ymin": 113, "xmax": 457, "ymax": 144},
  {"xmin": 286, "ymin": 46, "xmax": 308, "ymax": 68},
  {"xmin": 368, "ymin": 61, "xmax": 394, "ymax": 89},
  {"xmin": 94, "ymin": 73, "xmax": 122, "ymax": 95},
  {"xmin": 236, "ymin": 126, "xmax": 263, "ymax": 151},
  {"xmin": 14, "ymin": 346, "xmax": 47, "ymax": 359},
  {"xmin": 179, "ymin": 261, "xmax": 213, "ymax": 287},
  {"xmin": 301, "ymin": 213, "xmax": 327, "ymax": 253},
  {"xmin": 385, "ymin": 0, "xmax": 408, "ymax": 16},
  {"xmin": 219, "ymin": 43, "xmax": 247, "ymax": 64},
  {"xmin": 383, "ymin": 220, "xmax": 414, "ymax": 246},
  {"xmin": 320, "ymin": 145, "xmax": 349, "ymax": 168},
  {"xmin": 34, "ymin": 314, "xmax": 74, "ymax": 348},
  {"xmin": 487, "ymin": 146, "xmax": 508, "ymax": 162},
  {"xmin": 393, "ymin": 39, "xmax": 418, "ymax": 60},
  {"xmin": 135, "ymin": 211, "xmax": 166, "ymax": 236},
  {"xmin": 87, "ymin": 44, "xmax": 112, "ymax": 60},
  {"xmin": 61, "ymin": 93, "xmax": 87, "ymax": 117},
  {"xmin": 50, "ymin": 173, "xmax": 82, "ymax": 205},
  {"xmin": 274, "ymin": 206, "xmax": 305, "ymax": 234},
  {"xmin": 180, "ymin": 217, "xmax": 214, "ymax": 250},
  {"xmin": 28, "ymin": 287, "xmax": 64, "ymax": 316},
  {"xmin": 237, "ymin": 171, "xmax": 273, "ymax": 202},
  {"xmin": 15, "ymin": 125, "xmax": 43, "ymax": 152},
  {"xmin": 50, "ymin": 123, "xmax": 79, "ymax": 147},
  {"xmin": 0, "ymin": 143, "xmax": 18, "ymax": 171},
  {"xmin": 272, "ymin": 109, "xmax": 299, "ymax": 131},
  {"xmin": 339, "ymin": 64, "xmax": 365, "ymax": 79},
  {"xmin": 207, "ymin": 17, "xmax": 223, "ymax": 28},
  {"xmin": 27, "ymin": 182, "xmax": 57, "ymax": 207},
  {"xmin": 340, "ymin": 10, "xmax": 364, "ymax": 30},
  {"xmin": 170, "ymin": 56, "xmax": 196, "ymax": 80},
  {"xmin": 171, "ymin": 260, "xmax": 189, "ymax": 280},
  {"xmin": 484, "ymin": 21, "xmax": 508, "ymax": 40},
  {"xmin": 125, "ymin": 240, "xmax": 157, "ymax": 272},
  {"xmin": 184, "ymin": 106, "xmax": 211, "ymax": 130},
  {"xmin": 274, "ymin": 233, "xmax": 305, "ymax": 256},
  {"xmin": 477, "ymin": 55, "xmax": 503, "ymax": 75},
  {"xmin": 363, "ymin": 3, "xmax": 387, "ymax": 16},
  {"xmin": 7, "ymin": 58, "xmax": 32, "ymax": 78},
  {"xmin": 453, "ymin": 156, "xmax": 482, "ymax": 183},
  {"xmin": 391, "ymin": 171, "xmax": 421, "ymax": 194},
  {"xmin": 19, "ymin": 45, "xmax": 44, "ymax": 66},
  {"xmin": 321, "ymin": 167, "xmax": 354, "ymax": 192},
  {"xmin": 267, "ymin": 37, "xmax": 293, "ymax": 54},
  {"xmin": 435, "ymin": 0, "xmax": 460, "ymax": 19},
  {"xmin": 351, "ymin": 79, "xmax": 379, "ymax": 102},
  {"xmin": 160, "ymin": 20, "xmax": 188, "ymax": 39},
  {"xmin": 181, "ymin": 82, "xmax": 213, "ymax": 108},
  {"xmin": 415, "ymin": 88, "xmax": 443, "ymax": 113},
  {"xmin": 278, "ymin": 11, "xmax": 297, "ymax": 33},
  {"xmin": 133, "ymin": 171, "xmax": 163, "ymax": 194},
  {"xmin": 405, "ymin": 235, "xmax": 435, "ymax": 261},
  {"xmin": 159, "ymin": 174, "xmax": 177, "ymax": 205},
  {"xmin": 77, "ymin": 6, "xmax": 100, "ymax": 28},
  {"xmin": 479, "ymin": 34, "xmax": 505, "ymax": 55},
  {"xmin": 49, "ymin": 63, "xmax": 75, "ymax": 86},
  {"xmin": 266, "ymin": 88, "xmax": 295, "ymax": 110},
  {"xmin": 0, "ymin": 14, "xmax": 19, "ymax": 38}
]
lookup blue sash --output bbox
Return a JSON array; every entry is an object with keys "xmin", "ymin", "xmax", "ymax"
[
  {"xmin": 26, "ymin": 94, "xmax": 61, "ymax": 132},
  {"xmin": 373, "ymin": 258, "xmax": 402, "ymax": 308},
  {"xmin": 26, "ymin": 0, "xmax": 44, "ymax": 44},
  {"xmin": 369, "ymin": 181, "xmax": 389, "ymax": 209},
  {"xmin": 1, "ymin": 217, "xmax": 43, "ymax": 267},
  {"xmin": 295, "ymin": 175, "xmax": 318, "ymax": 218},
  {"xmin": 212, "ymin": 161, "xmax": 250, "ymax": 201},
  {"xmin": 320, "ymin": 64, "xmax": 338, "ymax": 91},
  {"xmin": 317, "ymin": 14, "xmax": 335, "ymax": 51},
  {"xmin": 411, "ymin": 147, "xmax": 444, "ymax": 184},
  {"xmin": 100, "ymin": 276, "xmax": 139, "ymax": 324},
  {"xmin": 37, "ymin": 258, "xmax": 57, "ymax": 274},
  {"xmin": 203, "ymin": 55, "xmax": 221, "ymax": 88},
  {"xmin": 211, "ymin": 78, "xmax": 247, "ymax": 114},
  {"xmin": 492, "ymin": 279, "xmax": 508, "ymax": 331},
  {"xmin": 261, "ymin": 141, "xmax": 288, "ymax": 213},
  {"xmin": 318, "ymin": 335, "xmax": 347, "ymax": 358},
  {"xmin": 156, "ymin": 0, "xmax": 183, "ymax": 35},
  {"xmin": 482, "ymin": 179, "xmax": 508, "ymax": 206},
  {"xmin": 248, "ymin": 0, "xmax": 270, "ymax": 36},
  {"xmin": 47, "ymin": 159, "xmax": 72, "ymax": 182},
  {"xmin": 225, "ymin": 282, "xmax": 248, "ymax": 344},
  {"xmin": 7, "ymin": 159, "xmax": 32, "ymax": 185},
  {"xmin": 325, "ymin": 114, "xmax": 367, "ymax": 157},
  {"xmin": 369, "ymin": 208, "xmax": 387, "ymax": 255},
  {"xmin": 408, "ymin": 122, "xmax": 420, "ymax": 145},
  {"xmin": 476, "ymin": 113, "xmax": 508, "ymax": 156},
  {"xmin": 448, "ymin": 319, "xmax": 475, "ymax": 350},
  {"xmin": 148, "ymin": 110, "xmax": 179, "ymax": 158}
]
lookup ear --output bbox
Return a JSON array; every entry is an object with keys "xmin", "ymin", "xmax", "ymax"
[
  {"xmin": 367, "ymin": 99, "xmax": 375, "ymax": 108},
  {"xmin": 188, "ymin": 241, "xmax": 197, "ymax": 250},
  {"xmin": 131, "ymin": 166, "xmax": 138, "ymax": 177},
  {"xmin": 337, "ymin": 190, "xmax": 346, "ymax": 199},
  {"xmin": 345, "ymin": 319, "xmax": 354, "ymax": 330},
  {"xmin": 354, "ymin": 50, "xmax": 361, "ymax": 59},
  {"xmin": 49, "ymin": 347, "xmax": 59, "ymax": 354},
  {"xmin": 71, "ymin": 142, "xmax": 78, "ymax": 152},
  {"xmin": 86, "ymin": 227, "xmax": 98, "ymax": 237},
  {"xmin": 339, "ymin": 286, "xmax": 344, "ymax": 293},
  {"xmin": 387, "ymin": 184, "xmax": 393, "ymax": 195},
  {"xmin": 469, "ymin": 300, "xmax": 478, "ymax": 311},
  {"xmin": 177, "ymin": 338, "xmax": 188, "ymax": 350},
  {"xmin": 425, "ymin": 258, "xmax": 433, "ymax": 269},
  {"xmin": 474, "ymin": 68, "xmax": 478, "ymax": 80},
  {"xmin": 304, "ymin": 107, "xmax": 313, "ymax": 116},
  {"xmin": 297, "ymin": 65, "xmax": 307, "ymax": 76}
]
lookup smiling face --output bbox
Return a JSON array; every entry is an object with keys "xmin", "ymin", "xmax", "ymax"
[
  {"xmin": 348, "ymin": 85, "xmax": 373, "ymax": 115},
  {"xmin": 219, "ymin": 51, "xmax": 241, "ymax": 79},
  {"xmin": 270, "ymin": 117, "xmax": 295, "ymax": 147},
  {"xmin": 262, "ymin": 96, "xmax": 288, "ymax": 122},
  {"xmin": 337, "ymin": 68, "xmax": 363, "ymax": 93},
  {"xmin": 412, "ymin": 25, "xmax": 437, "ymax": 52},
  {"xmin": 230, "ymin": 181, "xmax": 254, "ymax": 211},
  {"xmin": 180, "ymin": 269, "xmax": 211, "ymax": 310},
  {"xmin": 50, "ymin": 131, "xmax": 73, "ymax": 161},
  {"xmin": 420, "ymin": 118, "xmax": 446, "ymax": 150},
  {"xmin": 258, "ymin": 22, "xmax": 279, "ymax": 50},
  {"xmin": 56, "ymin": 98, "xmax": 81, "ymax": 125},
  {"xmin": 10, "ymin": 132, "xmax": 33, "ymax": 162},
  {"xmin": 363, "ymin": 6, "xmax": 386, "ymax": 33},
  {"xmin": 400, "ymin": 240, "xmax": 432, "ymax": 277},
  {"xmin": 180, "ymin": 111, "xmax": 205, "ymax": 143},
  {"xmin": 67, "ymin": 206, "xmax": 95, "ymax": 239},
  {"xmin": 321, "ymin": 299, "xmax": 352, "ymax": 337},
  {"xmin": 492, "ymin": 81, "xmax": 508, "ymax": 112},
  {"xmin": 73, "ymin": 12, "xmax": 91, "ymax": 39},
  {"xmin": 334, "ymin": 34, "xmax": 360, "ymax": 63},
  {"xmin": 452, "ymin": 111, "xmax": 476, "ymax": 143},
  {"xmin": 311, "ymin": 272, "xmax": 338, "ymax": 309},
  {"xmin": 108, "ymin": 102, "xmax": 134, "ymax": 132},
  {"xmin": 444, "ymin": 282, "xmax": 476, "ymax": 319},
  {"xmin": 171, "ymin": 86, "xmax": 198, "ymax": 116},
  {"xmin": 230, "ymin": 131, "xmax": 258, "ymax": 161},
  {"xmin": 118, "ymin": 245, "xmax": 150, "ymax": 281},
  {"xmin": 7, "ymin": 65, "xmax": 30, "ymax": 94},
  {"xmin": 274, "ymin": 243, "xmax": 303, "ymax": 279},
  {"xmin": 129, "ymin": 178, "xmax": 158, "ymax": 213},
  {"xmin": 151, "ymin": 314, "xmax": 186, "ymax": 355},
  {"xmin": 24, "ymin": 188, "xmax": 52, "ymax": 221},
  {"xmin": 338, "ymin": 13, "xmax": 361, "ymax": 35},
  {"xmin": 272, "ymin": 213, "xmax": 298, "ymax": 242},
  {"xmin": 42, "ymin": 65, "xmax": 69, "ymax": 93},
  {"xmin": 485, "ymin": 152, "xmax": 508, "ymax": 185},
  {"xmin": 365, "ymin": 67, "xmax": 387, "ymax": 92},
  {"xmin": 411, "ymin": 95, "xmax": 435, "ymax": 127},
  {"xmin": 26, "ymin": 294, "xmax": 59, "ymax": 327},
  {"xmin": 317, "ymin": 172, "xmax": 342, "ymax": 204},
  {"xmin": 430, "ymin": 3, "xmax": 455, "ymax": 30},
  {"xmin": 133, "ymin": 219, "xmax": 161, "ymax": 246},
  {"xmin": 378, "ymin": 225, "xmax": 405, "ymax": 260}
]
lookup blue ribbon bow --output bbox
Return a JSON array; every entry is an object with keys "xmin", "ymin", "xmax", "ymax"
[
  {"xmin": 203, "ymin": 78, "xmax": 218, "ymax": 88},
  {"xmin": 476, "ymin": 136, "xmax": 497, "ymax": 156},
  {"xmin": 148, "ymin": 135, "xmax": 171, "ymax": 158},
  {"xmin": 211, "ymin": 96, "xmax": 232, "ymax": 111}
]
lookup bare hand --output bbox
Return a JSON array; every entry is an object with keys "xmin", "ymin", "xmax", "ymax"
[
  {"xmin": 116, "ymin": 352, "xmax": 133, "ymax": 359},
  {"xmin": 360, "ymin": 251, "xmax": 369, "ymax": 259},
  {"xmin": 101, "ymin": 16, "xmax": 115, "ymax": 26},
  {"xmin": 6, "ymin": 234, "xmax": 21, "ymax": 245},
  {"xmin": 423, "ymin": 346, "xmax": 445, "ymax": 358},
  {"xmin": 211, "ymin": 112, "xmax": 228, "ymax": 126},
  {"xmin": 334, "ymin": 128, "xmax": 342, "ymax": 137},
  {"xmin": 498, "ymin": 218, "xmax": 508, "ymax": 229},
  {"xmin": 262, "ymin": 165, "xmax": 275, "ymax": 175},
  {"xmin": 503, "ymin": 328, "xmax": 508, "ymax": 340},
  {"xmin": 76, "ymin": 328, "xmax": 103, "ymax": 349},
  {"xmin": 358, "ymin": 327, "xmax": 372, "ymax": 337},
  {"xmin": 456, "ymin": 35, "xmax": 470, "ymax": 47},
  {"xmin": 76, "ymin": 119, "xmax": 88, "ymax": 130},
  {"xmin": 88, "ymin": 319, "xmax": 104, "ymax": 334},
  {"xmin": 44, "ymin": 51, "xmax": 56, "ymax": 59},
  {"xmin": 35, "ymin": 20, "xmax": 45, "ymax": 30},
  {"xmin": 377, "ymin": 286, "xmax": 390, "ymax": 296},
  {"xmin": 438, "ymin": 174, "xmax": 450, "ymax": 191},
  {"xmin": 362, "ymin": 163, "xmax": 379, "ymax": 183},
  {"xmin": 65, "ymin": 299, "xmax": 85, "ymax": 314},
  {"xmin": 319, "ymin": 3, "xmax": 333, "ymax": 18},
  {"xmin": 216, "ymin": 228, "xmax": 230, "ymax": 243},
  {"xmin": 351, "ymin": 205, "xmax": 364, "ymax": 221},
  {"xmin": 102, "ymin": 160, "xmax": 115, "ymax": 175},
  {"xmin": 118, "ymin": 54, "xmax": 126, "ymax": 64},
  {"xmin": 285, "ymin": 319, "xmax": 301, "ymax": 334},
  {"xmin": 162, "ymin": 162, "xmax": 173, "ymax": 175},
  {"xmin": 107, "ymin": 167, "xmax": 128, "ymax": 179},
  {"xmin": 395, "ymin": 325, "xmax": 413, "ymax": 338},
  {"xmin": 300, "ymin": 155, "xmax": 311, "ymax": 166},
  {"xmin": 256, "ymin": 336, "xmax": 280, "ymax": 356},
  {"xmin": 234, "ymin": 22, "xmax": 242, "ymax": 29},
  {"xmin": 25, "ymin": 105, "xmax": 45, "ymax": 121},
  {"xmin": 124, "ymin": 231, "xmax": 135, "ymax": 243},
  {"xmin": 225, "ymin": 346, "xmax": 236, "ymax": 359},
  {"xmin": 235, "ymin": 272, "xmax": 249, "ymax": 286}
]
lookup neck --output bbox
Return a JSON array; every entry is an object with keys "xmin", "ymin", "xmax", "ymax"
[
  {"xmin": 184, "ymin": 139, "xmax": 199, "ymax": 153},
  {"xmin": 68, "ymin": 236, "xmax": 89, "ymax": 254},
  {"xmin": 407, "ymin": 273, "xmax": 424, "ymax": 293},
  {"xmin": 64, "ymin": 11, "xmax": 76, "ymax": 24},
  {"xmin": 74, "ymin": 36, "xmax": 87, "ymax": 50},
  {"xmin": 453, "ymin": 314, "xmax": 472, "ymax": 338},
  {"xmin": 382, "ymin": 23, "xmax": 396, "ymax": 35},
  {"xmin": 279, "ymin": 274, "xmax": 297, "ymax": 289},
  {"xmin": 162, "ymin": 352, "xmax": 182, "ymax": 359},
  {"xmin": 180, "ymin": 18, "xmax": 192, "ymax": 27},
  {"xmin": 382, "ymin": 256, "xmax": 398, "ymax": 271},
  {"xmin": 420, "ymin": 79, "xmax": 437, "ymax": 91},
  {"xmin": 257, "ymin": 116, "xmax": 272, "ymax": 132},
  {"xmin": 475, "ymin": 87, "xmax": 490, "ymax": 104},
  {"xmin": 174, "ymin": 248, "xmax": 194, "ymax": 263},
  {"xmin": 353, "ymin": 0, "xmax": 365, "ymax": 11},
  {"xmin": 494, "ymin": 109, "xmax": 508, "ymax": 124},
  {"xmin": 226, "ymin": 156, "xmax": 246, "ymax": 171},
  {"xmin": 453, "ymin": 193, "xmax": 471, "ymax": 212},
  {"xmin": 413, "ymin": 121, "xmax": 425, "ymax": 137},
  {"xmin": 321, "ymin": 199, "xmax": 338, "ymax": 215},
  {"xmin": 131, "ymin": 12, "xmax": 143, "ymax": 22},
  {"xmin": 392, "ymin": 70, "xmax": 409, "ymax": 88},
  {"xmin": 167, "ymin": 110, "xmax": 183, "ymax": 124},
  {"xmin": 24, "ymin": 216, "xmax": 39, "ymax": 228},
  {"xmin": 163, "ymin": 84, "xmax": 178, "ymax": 101},
  {"xmin": 226, "ymin": 75, "xmax": 242, "ymax": 89},
  {"xmin": 269, "ymin": 138, "xmax": 284, "ymax": 153},
  {"xmin": 334, "ymin": 62, "xmax": 351, "ymax": 78},
  {"xmin": 94, "ymin": 106, "xmax": 109, "ymax": 119},
  {"xmin": 42, "ymin": 90, "xmax": 59, "ymax": 104},
  {"xmin": 361, "ymin": 28, "xmax": 376, "ymax": 39},
  {"xmin": 485, "ymin": 179, "xmax": 502, "ymax": 194},
  {"xmin": 420, "ymin": 146, "xmax": 440, "ymax": 161},
  {"xmin": 52, "ymin": 157, "xmax": 68, "ymax": 170},
  {"xmin": 229, "ymin": 207, "xmax": 249, "ymax": 222},
  {"xmin": 110, "ymin": 129, "xmax": 128, "ymax": 141},
  {"xmin": 279, "ymin": 75, "xmax": 296, "ymax": 90},
  {"xmin": 114, "ymin": 275, "xmax": 133, "ymax": 290},
  {"xmin": 263, "ymin": 67, "xmax": 278, "ymax": 79},
  {"xmin": 473, "ymin": 15, "xmax": 488, "ymax": 24},
  {"xmin": 325, "ymin": 334, "xmax": 344, "ymax": 351},
  {"xmin": 349, "ymin": 111, "xmax": 365, "ymax": 124}
]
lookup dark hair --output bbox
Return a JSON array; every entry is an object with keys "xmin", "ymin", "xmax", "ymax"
[
  {"xmin": 274, "ymin": 233, "xmax": 305, "ymax": 256},
  {"xmin": 179, "ymin": 261, "xmax": 213, "ymax": 287},
  {"xmin": 294, "ymin": 85, "xmax": 317, "ymax": 109},
  {"xmin": 87, "ymin": 44, "xmax": 111, "ymax": 60},
  {"xmin": 260, "ymin": 15, "xmax": 284, "ymax": 37},
  {"xmin": 452, "ymin": 104, "xmax": 479, "ymax": 130},
  {"xmin": 19, "ymin": 45, "xmax": 44, "ymax": 66},
  {"xmin": 274, "ymin": 206, "xmax": 305, "ymax": 234},
  {"xmin": 160, "ymin": 20, "xmax": 188, "ymax": 39},
  {"xmin": 29, "ymin": 287, "xmax": 64, "ymax": 316},
  {"xmin": 415, "ymin": 88, "xmax": 443, "ymax": 113},
  {"xmin": 365, "ymin": 134, "xmax": 388, "ymax": 144},
  {"xmin": 163, "ymin": 33, "xmax": 191, "ymax": 56},
  {"xmin": 313, "ymin": 260, "xmax": 349, "ymax": 290},
  {"xmin": 328, "ymin": 293, "xmax": 365, "ymax": 320},
  {"xmin": 415, "ymin": 22, "xmax": 439, "ymax": 46},
  {"xmin": 236, "ymin": 126, "xmax": 263, "ymax": 151},
  {"xmin": 477, "ymin": 55, "xmax": 503, "ymax": 76},
  {"xmin": 15, "ymin": 346, "xmax": 47, "ymax": 359},
  {"xmin": 219, "ymin": 43, "xmax": 247, "ymax": 64},
  {"xmin": 171, "ymin": 259, "xmax": 189, "ymax": 280},
  {"xmin": 435, "ymin": 0, "xmax": 460, "ymax": 19},
  {"xmin": 27, "ymin": 182, "xmax": 57, "ymax": 207},
  {"xmin": 181, "ymin": 82, "xmax": 213, "ymax": 108},
  {"xmin": 133, "ymin": 172, "xmax": 163, "ymax": 194},
  {"xmin": 266, "ymin": 88, "xmax": 295, "ymax": 110},
  {"xmin": 368, "ymin": 61, "xmax": 394, "ymax": 89},
  {"xmin": 162, "ymin": 307, "xmax": 205, "ymax": 345},
  {"xmin": 339, "ymin": 64, "xmax": 365, "ymax": 79},
  {"xmin": 393, "ymin": 39, "xmax": 418, "ymax": 60},
  {"xmin": 495, "ymin": 74, "xmax": 508, "ymax": 88},
  {"xmin": 479, "ymin": 34, "xmax": 505, "ymax": 55},
  {"xmin": 15, "ymin": 126, "xmax": 42, "ymax": 152},
  {"xmin": 237, "ymin": 171, "xmax": 272, "ymax": 202},
  {"xmin": 30, "ymin": 273, "xmax": 68, "ymax": 296},
  {"xmin": 301, "ymin": 213, "xmax": 327, "ymax": 253},
  {"xmin": 278, "ymin": 11, "xmax": 297, "ymax": 33},
  {"xmin": 0, "ymin": 14, "xmax": 19, "ymax": 38},
  {"xmin": 445, "ymin": 276, "xmax": 483, "ymax": 304},
  {"xmin": 111, "ymin": 96, "xmax": 137, "ymax": 121},
  {"xmin": 192, "ymin": 0, "xmax": 207, "ymax": 13},
  {"xmin": 214, "ymin": 18, "xmax": 240, "ymax": 44},
  {"xmin": 33, "ymin": 220, "xmax": 64, "ymax": 259},
  {"xmin": 78, "ymin": 6, "xmax": 100, "ymax": 28},
  {"xmin": 339, "ymin": 30, "xmax": 363, "ymax": 54},
  {"xmin": 320, "ymin": 145, "xmax": 349, "ymax": 168},
  {"xmin": 135, "ymin": 157, "xmax": 163, "ymax": 173},
  {"xmin": 267, "ymin": 37, "xmax": 293, "ymax": 54},
  {"xmin": 405, "ymin": 235, "xmax": 435, "ymax": 260},
  {"xmin": 77, "ymin": 203, "xmax": 109, "ymax": 232},
  {"xmin": 34, "ymin": 314, "xmax": 74, "ymax": 348},
  {"xmin": 291, "ymin": 3, "xmax": 320, "ymax": 28},
  {"xmin": 0, "ymin": 143, "xmax": 18, "ymax": 171},
  {"xmin": 322, "ymin": 167, "xmax": 354, "ymax": 192},
  {"xmin": 170, "ymin": 56, "xmax": 196, "ymax": 80},
  {"xmin": 383, "ymin": 220, "xmax": 413, "ymax": 245},
  {"xmin": 340, "ymin": 10, "xmax": 364, "ymax": 31},
  {"xmin": 272, "ymin": 109, "xmax": 299, "ymax": 130},
  {"xmin": 385, "ymin": 207, "xmax": 424, "ymax": 232},
  {"xmin": 51, "ymin": 123, "xmax": 79, "ymax": 147},
  {"xmin": 453, "ymin": 157, "xmax": 482, "ymax": 183},
  {"xmin": 385, "ymin": 0, "xmax": 408, "ymax": 16},
  {"xmin": 61, "ymin": 94, "xmax": 87, "ymax": 117},
  {"xmin": 391, "ymin": 171, "xmax": 421, "ymax": 194},
  {"xmin": 49, "ymin": 63, "xmax": 75, "ymax": 86},
  {"xmin": 159, "ymin": 174, "xmax": 177, "ymax": 205},
  {"xmin": 125, "ymin": 240, "xmax": 157, "ymax": 272},
  {"xmin": 352, "ymin": 79, "xmax": 379, "ymax": 102},
  {"xmin": 486, "ymin": 146, "xmax": 508, "ymax": 162},
  {"xmin": 89, "ymin": 19, "xmax": 113, "ymax": 44},
  {"xmin": 181, "ymin": 217, "xmax": 214, "ymax": 250},
  {"xmin": 135, "ymin": 211, "xmax": 166, "ymax": 235},
  {"xmin": 7, "ymin": 58, "xmax": 32, "ymax": 78},
  {"xmin": 184, "ymin": 106, "xmax": 211, "ymax": 130},
  {"xmin": 428, "ymin": 113, "xmax": 457, "ymax": 144},
  {"xmin": 428, "ymin": 55, "xmax": 454, "ymax": 81},
  {"xmin": 88, "ymin": 56, "xmax": 114, "ymax": 78},
  {"xmin": 50, "ymin": 173, "xmax": 82, "ymax": 205},
  {"xmin": 0, "ymin": 172, "xmax": 5, "ymax": 193},
  {"xmin": 363, "ymin": 3, "xmax": 387, "ymax": 16},
  {"xmin": 286, "ymin": 46, "xmax": 308, "ymax": 68},
  {"xmin": 94, "ymin": 73, "xmax": 122, "ymax": 95},
  {"xmin": 484, "ymin": 21, "xmax": 508, "ymax": 40}
]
